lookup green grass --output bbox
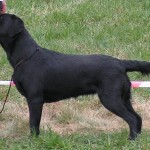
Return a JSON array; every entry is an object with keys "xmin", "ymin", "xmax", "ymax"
[
  {"xmin": 1, "ymin": 130, "xmax": 150, "ymax": 150},
  {"xmin": 1, "ymin": 0, "xmax": 150, "ymax": 149}
]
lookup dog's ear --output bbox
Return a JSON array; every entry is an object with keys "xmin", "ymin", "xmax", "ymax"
[{"xmin": 9, "ymin": 15, "xmax": 24, "ymax": 38}]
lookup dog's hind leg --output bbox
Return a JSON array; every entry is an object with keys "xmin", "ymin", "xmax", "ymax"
[
  {"xmin": 124, "ymin": 99, "xmax": 142, "ymax": 134},
  {"xmin": 27, "ymin": 98, "xmax": 44, "ymax": 136},
  {"xmin": 121, "ymin": 77, "xmax": 142, "ymax": 134},
  {"xmin": 98, "ymin": 92, "xmax": 138, "ymax": 140},
  {"xmin": 122, "ymin": 89, "xmax": 142, "ymax": 134}
]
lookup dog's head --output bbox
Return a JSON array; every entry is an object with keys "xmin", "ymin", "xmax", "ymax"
[{"xmin": 0, "ymin": 14, "xmax": 24, "ymax": 38}]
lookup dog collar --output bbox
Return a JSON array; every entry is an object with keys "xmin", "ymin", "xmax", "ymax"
[{"xmin": 14, "ymin": 47, "xmax": 39, "ymax": 71}]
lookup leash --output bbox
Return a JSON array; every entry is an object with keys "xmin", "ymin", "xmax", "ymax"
[
  {"xmin": 0, "ymin": 75, "xmax": 13, "ymax": 114},
  {"xmin": 0, "ymin": 48, "xmax": 39, "ymax": 114}
]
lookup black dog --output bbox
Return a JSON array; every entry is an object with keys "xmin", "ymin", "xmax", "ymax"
[{"xmin": 0, "ymin": 14, "xmax": 150, "ymax": 140}]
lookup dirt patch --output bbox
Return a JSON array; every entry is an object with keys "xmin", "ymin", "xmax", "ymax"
[{"xmin": 0, "ymin": 97, "xmax": 150, "ymax": 138}]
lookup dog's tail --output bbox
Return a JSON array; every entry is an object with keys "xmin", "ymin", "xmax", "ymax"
[{"xmin": 121, "ymin": 60, "xmax": 150, "ymax": 75}]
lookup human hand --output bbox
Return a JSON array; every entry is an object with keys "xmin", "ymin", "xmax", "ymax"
[{"xmin": 0, "ymin": 0, "xmax": 6, "ymax": 14}]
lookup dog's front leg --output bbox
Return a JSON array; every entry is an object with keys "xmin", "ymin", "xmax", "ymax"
[{"xmin": 27, "ymin": 99, "xmax": 43, "ymax": 136}]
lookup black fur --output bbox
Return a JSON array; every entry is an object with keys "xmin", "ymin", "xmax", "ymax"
[{"xmin": 0, "ymin": 14, "xmax": 150, "ymax": 140}]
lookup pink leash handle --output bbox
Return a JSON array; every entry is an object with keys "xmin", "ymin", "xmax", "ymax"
[
  {"xmin": 0, "ymin": 81, "xmax": 15, "ymax": 86},
  {"xmin": 131, "ymin": 81, "xmax": 150, "ymax": 88}
]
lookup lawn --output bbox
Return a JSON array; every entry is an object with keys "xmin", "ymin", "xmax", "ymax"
[{"xmin": 0, "ymin": 0, "xmax": 150, "ymax": 149}]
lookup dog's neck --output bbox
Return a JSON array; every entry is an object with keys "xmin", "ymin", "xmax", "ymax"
[{"xmin": 0, "ymin": 29, "xmax": 39, "ymax": 69}]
